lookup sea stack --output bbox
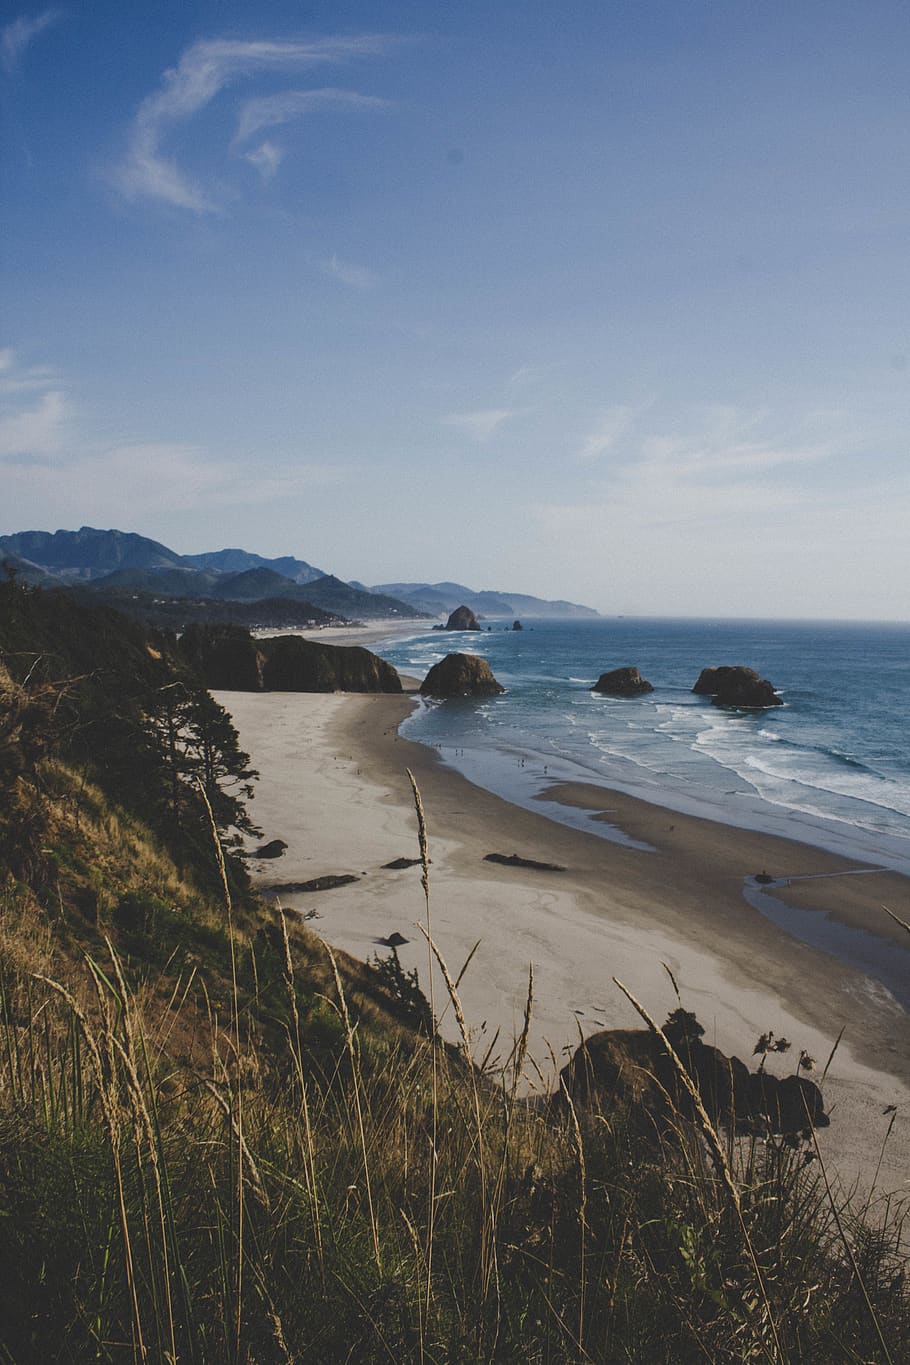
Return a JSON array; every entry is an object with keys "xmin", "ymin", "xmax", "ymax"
[
  {"xmin": 593, "ymin": 666, "xmax": 654, "ymax": 696},
  {"xmin": 444, "ymin": 605, "xmax": 482, "ymax": 631},
  {"xmin": 420, "ymin": 653, "xmax": 505, "ymax": 697},
  {"xmin": 692, "ymin": 666, "xmax": 782, "ymax": 708}
]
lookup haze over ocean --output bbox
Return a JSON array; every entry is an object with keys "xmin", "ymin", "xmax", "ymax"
[{"xmin": 377, "ymin": 617, "xmax": 910, "ymax": 875}]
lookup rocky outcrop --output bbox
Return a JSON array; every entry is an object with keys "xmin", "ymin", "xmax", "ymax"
[
  {"xmin": 593, "ymin": 666, "xmax": 653, "ymax": 696},
  {"xmin": 693, "ymin": 666, "xmax": 782, "ymax": 708},
  {"xmin": 444, "ymin": 605, "xmax": 482, "ymax": 631},
  {"xmin": 181, "ymin": 624, "xmax": 402, "ymax": 693},
  {"xmin": 262, "ymin": 636, "xmax": 402, "ymax": 693},
  {"xmin": 560, "ymin": 1009, "xmax": 828, "ymax": 1138},
  {"xmin": 420, "ymin": 653, "xmax": 505, "ymax": 698},
  {"xmin": 512, "ymin": 620, "xmax": 523, "ymax": 631},
  {"xmin": 179, "ymin": 624, "xmax": 266, "ymax": 690}
]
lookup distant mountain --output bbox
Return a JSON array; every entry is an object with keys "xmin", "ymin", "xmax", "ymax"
[
  {"xmin": 77, "ymin": 587, "xmax": 341, "ymax": 632},
  {"xmin": 0, "ymin": 554, "xmax": 59, "ymax": 586},
  {"xmin": 371, "ymin": 581, "xmax": 599, "ymax": 619},
  {"xmin": 301, "ymin": 575, "xmax": 426, "ymax": 620},
  {"xmin": 210, "ymin": 568, "xmax": 296, "ymax": 601},
  {"xmin": 0, "ymin": 526, "xmax": 184, "ymax": 580},
  {"xmin": 90, "ymin": 567, "xmax": 221, "ymax": 597},
  {"xmin": 182, "ymin": 548, "xmax": 325, "ymax": 584},
  {"xmin": 1, "ymin": 526, "xmax": 581, "ymax": 622}
]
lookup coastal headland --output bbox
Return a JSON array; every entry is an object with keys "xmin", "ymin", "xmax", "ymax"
[{"xmin": 216, "ymin": 631, "xmax": 910, "ymax": 1202}]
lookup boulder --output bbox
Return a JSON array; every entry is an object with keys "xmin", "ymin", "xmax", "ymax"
[
  {"xmin": 693, "ymin": 665, "xmax": 782, "ymax": 708},
  {"xmin": 512, "ymin": 620, "xmax": 523, "ymax": 631},
  {"xmin": 254, "ymin": 838, "xmax": 288, "ymax": 860},
  {"xmin": 420, "ymin": 653, "xmax": 505, "ymax": 698},
  {"xmin": 560, "ymin": 1009, "xmax": 828, "ymax": 1138},
  {"xmin": 261, "ymin": 636, "xmax": 402, "ymax": 693},
  {"xmin": 593, "ymin": 665, "xmax": 654, "ymax": 697},
  {"xmin": 444, "ymin": 605, "xmax": 482, "ymax": 631}
]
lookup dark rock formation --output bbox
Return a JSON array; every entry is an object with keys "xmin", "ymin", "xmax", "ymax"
[
  {"xmin": 444, "ymin": 605, "xmax": 482, "ymax": 631},
  {"xmin": 181, "ymin": 625, "xmax": 402, "ymax": 693},
  {"xmin": 420, "ymin": 653, "xmax": 505, "ymax": 698},
  {"xmin": 693, "ymin": 666, "xmax": 782, "ymax": 708},
  {"xmin": 593, "ymin": 666, "xmax": 654, "ymax": 697},
  {"xmin": 484, "ymin": 853, "xmax": 566, "ymax": 872},
  {"xmin": 376, "ymin": 931, "xmax": 409, "ymax": 947},
  {"xmin": 261, "ymin": 636, "xmax": 402, "ymax": 693},
  {"xmin": 180, "ymin": 624, "xmax": 266, "ymax": 691},
  {"xmin": 383, "ymin": 856, "xmax": 428, "ymax": 870},
  {"xmin": 512, "ymin": 620, "xmax": 523, "ymax": 631},
  {"xmin": 561, "ymin": 1009, "xmax": 828, "ymax": 1138},
  {"xmin": 260, "ymin": 874, "xmax": 361, "ymax": 896},
  {"xmin": 254, "ymin": 838, "xmax": 288, "ymax": 860}
]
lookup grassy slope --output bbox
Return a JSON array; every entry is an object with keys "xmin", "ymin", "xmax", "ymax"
[{"xmin": 0, "ymin": 583, "xmax": 906, "ymax": 1363}]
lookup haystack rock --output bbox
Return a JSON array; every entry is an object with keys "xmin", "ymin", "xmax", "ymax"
[
  {"xmin": 444, "ymin": 605, "xmax": 482, "ymax": 631},
  {"xmin": 693, "ymin": 665, "xmax": 782, "ymax": 708},
  {"xmin": 593, "ymin": 666, "xmax": 653, "ymax": 697},
  {"xmin": 420, "ymin": 653, "xmax": 505, "ymax": 698}
]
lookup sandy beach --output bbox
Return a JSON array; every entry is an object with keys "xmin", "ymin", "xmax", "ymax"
[{"xmin": 214, "ymin": 678, "xmax": 910, "ymax": 1203}]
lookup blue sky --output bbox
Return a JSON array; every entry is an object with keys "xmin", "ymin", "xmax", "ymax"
[{"xmin": 2, "ymin": 1, "xmax": 908, "ymax": 618}]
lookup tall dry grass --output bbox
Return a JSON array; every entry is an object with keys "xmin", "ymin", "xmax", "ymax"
[{"xmin": 0, "ymin": 783, "xmax": 906, "ymax": 1363}]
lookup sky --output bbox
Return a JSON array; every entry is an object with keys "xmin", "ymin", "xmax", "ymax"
[{"xmin": 2, "ymin": 0, "xmax": 909, "ymax": 619}]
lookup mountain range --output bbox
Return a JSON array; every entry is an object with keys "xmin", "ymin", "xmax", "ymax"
[
  {"xmin": 371, "ymin": 581, "xmax": 599, "ymax": 619},
  {"xmin": 0, "ymin": 526, "xmax": 599, "ymax": 621}
]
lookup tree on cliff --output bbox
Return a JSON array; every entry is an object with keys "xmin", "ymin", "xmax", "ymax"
[{"xmin": 143, "ymin": 682, "xmax": 259, "ymax": 863}]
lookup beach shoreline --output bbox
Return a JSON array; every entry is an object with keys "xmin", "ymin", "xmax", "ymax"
[{"xmin": 215, "ymin": 686, "xmax": 910, "ymax": 1201}]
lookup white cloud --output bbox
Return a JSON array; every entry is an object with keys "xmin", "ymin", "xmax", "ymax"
[
  {"xmin": 1, "ymin": 7, "xmax": 61, "ymax": 75},
  {"xmin": 523, "ymin": 401, "xmax": 910, "ymax": 616},
  {"xmin": 243, "ymin": 140, "xmax": 284, "ymax": 181},
  {"xmin": 577, "ymin": 404, "xmax": 641, "ymax": 461},
  {"xmin": 0, "ymin": 347, "xmax": 347, "ymax": 529},
  {"xmin": 3, "ymin": 440, "xmax": 347, "ymax": 528},
  {"xmin": 0, "ymin": 350, "xmax": 68, "ymax": 456},
  {"xmin": 322, "ymin": 253, "xmax": 377, "ymax": 289},
  {"xmin": 234, "ymin": 86, "xmax": 389, "ymax": 145},
  {"xmin": 0, "ymin": 389, "xmax": 67, "ymax": 457},
  {"xmin": 442, "ymin": 408, "xmax": 519, "ymax": 441},
  {"xmin": 115, "ymin": 35, "xmax": 393, "ymax": 211}
]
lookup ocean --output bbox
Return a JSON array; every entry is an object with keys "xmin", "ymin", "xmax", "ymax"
[{"xmin": 375, "ymin": 617, "xmax": 910, "ymax": 878}]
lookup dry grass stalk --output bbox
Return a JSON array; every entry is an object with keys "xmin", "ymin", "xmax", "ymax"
[
  {"xmin": 278, "ymin": 907, "xmax": 323, "ymax": 1268},
  {"xmin": 406, "ymin": 769, "xmax": 439, "ymax": 1348},
  {"xmin": 613, "ymin": 977, "xmax": 785, "ymax": 1364},
  {"xmin": 197, "ymin": 780, "xmax": 245, "ymax": 1359},
  {"xmin": 325, "ymin": 943, "xmax": 381, "ymax": 1271}
]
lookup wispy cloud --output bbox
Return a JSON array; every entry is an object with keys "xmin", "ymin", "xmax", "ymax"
[
  {"xmin": 3, "ymin": 441, "xmax": 346, "ymax": 525},
  {"xmin": 577, "ymin": 404, "xmax": 642, "ymax": 461},
  {"xmin": 1, "ymin": 7, "xmax": 62, "ymax": 75},
  {"xmin": 234, "ymin": 86, "xmax": 389, "ymax": 144},
  {"xmin": 115, "ymin": 35, "xmax": 393, "ymax": 211},
  {"xmin": 243, "ymin": 140, "xmax": 284, "ymax": 181},
  {"xmin": 521, "ymin": 400, "xmax": 893, "ymax": 613},
  {"xmin": 0, "ymin": 349, "xmax": 67, "ymax": 456},
  {"xmin": 442, "ymin": 408, "xmax": 520, "ymax": 441},
  {"xmin": 322, "ymin": 253, "xmax": 377, "ymax": 289}
]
